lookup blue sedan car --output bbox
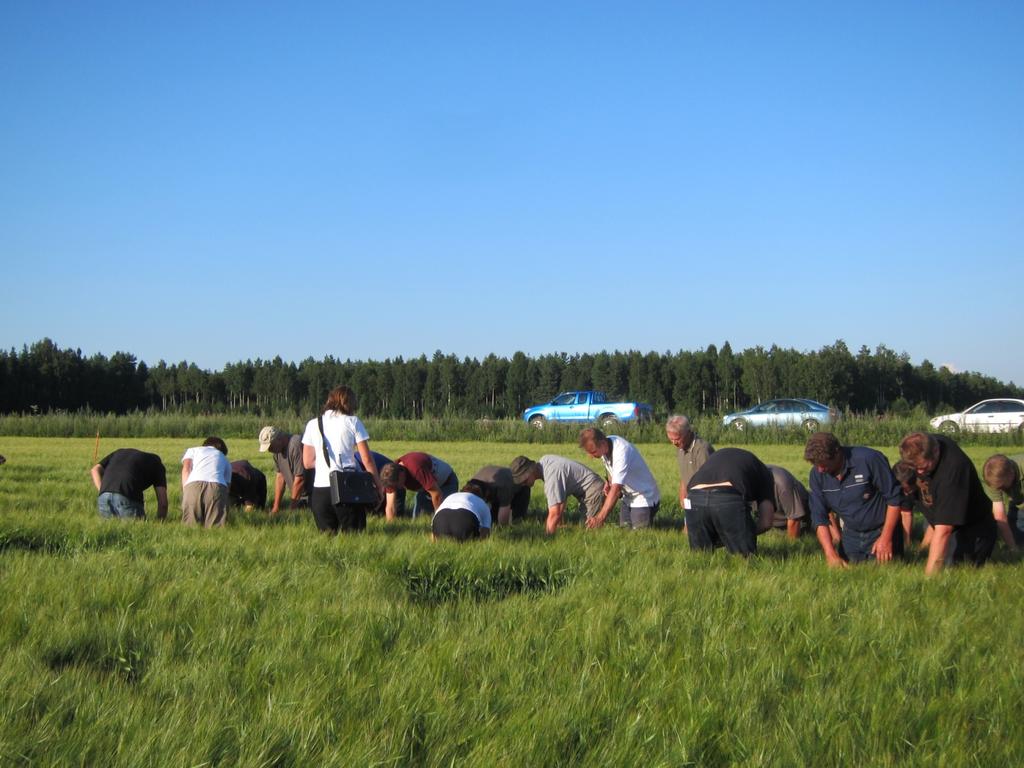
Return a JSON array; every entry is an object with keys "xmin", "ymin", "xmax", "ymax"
[{"xmin": 722, "ymin": 398, "xmax": 837, "ymax": 431}]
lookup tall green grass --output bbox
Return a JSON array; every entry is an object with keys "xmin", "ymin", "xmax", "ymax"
[
  {"xmin": 0, "ymin": 438, "xmax": 1022, "ymax": 766},
  {"xmin": 2, "ymin": 411, "xmax": 1021, "ymax": 446}
]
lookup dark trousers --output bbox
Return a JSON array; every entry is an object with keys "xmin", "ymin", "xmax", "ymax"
[
  {"xmin": 686, "ymin": 488, "xmax": 756, "ymax": 555},
  {"xmin": 432, "ymin": 508, "xmax": 481, "ymax": 541},
  {"xmin": 311, "ymin": 487, "xmax": 367, "ymax": 533},
  {"xmin": 412, "ymin": 472, "xmax": 459, "ymax": 519},
  {"xmin": 511, "ymin": 484, "xmax": 532, "ymax": 520},
  {"xmin": 839, "ymin": 523, "xmax": 904, "ymax": 563},
  {"xmin": 491, "ymin": 485, "xmax": 533, "ymax": 522},
  {"xmin": 619, "ymin": 501, "xmax": 659, "ymax": 530},
  {"xmin": 951, "ymin": 519, "xmax": 997, "ymax": 566}
]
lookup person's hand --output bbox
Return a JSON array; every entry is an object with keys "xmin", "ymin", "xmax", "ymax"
[
  {"xmin": 586, "ymin": 514, "xmax": 606, "ymax": 530},
  {"xmin": 826, "ymin": 554, "xmax": 849, "ymax": 569},
  {"xmin": 871, "ymin": 536, "xmax": 893, "ymax": 563}
]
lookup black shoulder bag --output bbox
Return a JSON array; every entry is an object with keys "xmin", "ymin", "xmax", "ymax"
[{"xmin": 317, "ymin": 415, "xmax": 378, "ymax": 507}]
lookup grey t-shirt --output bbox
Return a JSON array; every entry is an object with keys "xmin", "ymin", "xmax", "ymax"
[
  {"xmin": 768, "ymin": 464, "xmax": 809, "ymax": 528},
  {"xmin": 538, "ymin": 454, "xmax": 603, "ymax": 506},
  {"xmin": 431, "ymin": 456, "xmax": 455, "ymax": 487},
  {"xmin": 273, "ymin": 434, "xmax": 308, "ymax": 494},
  {"xmin": 677, "ymin": 436, "xmax": 714, "ymax": 488}
]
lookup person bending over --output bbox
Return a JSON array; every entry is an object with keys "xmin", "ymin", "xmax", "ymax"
[{"xmin": 431, "ymin": 482, "xmax": 492, "ymax": 542}]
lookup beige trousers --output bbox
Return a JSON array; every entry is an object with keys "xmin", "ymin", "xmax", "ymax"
[{"xmin": 182, "ymin": 481, "xmax": 228, "ymax": 528}]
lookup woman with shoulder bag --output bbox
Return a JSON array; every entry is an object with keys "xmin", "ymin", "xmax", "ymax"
[{"xmin": 301, "ymin": 385, "xmax": 384, "ymax": 533}]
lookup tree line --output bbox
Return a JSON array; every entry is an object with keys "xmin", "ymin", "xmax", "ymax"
[{"xmin": 1, "ymin": 338, "xmax": 1020, "ymax": 419}]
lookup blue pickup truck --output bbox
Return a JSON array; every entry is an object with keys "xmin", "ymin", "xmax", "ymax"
[{"xmin": 522, "ymin": 391, "xmax": 654, "ymax": 429}]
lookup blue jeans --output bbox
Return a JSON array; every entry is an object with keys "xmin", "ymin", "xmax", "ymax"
[
  {"xmin": 686, "ymin": 488, "xmax": 756, "ymax": 555},
  {"xmin": 412, "ymin": 472, "xmax": 460, "ymax": 519},
  {"xmin": 840, "ymin": 524, "xmax": 904, "ymax": 563},
  {"xmin": 97, "ymin": 492, "xmax": 144, "ymax": 519}
]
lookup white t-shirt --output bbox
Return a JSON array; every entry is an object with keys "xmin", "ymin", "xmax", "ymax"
[
  {"xmin": 433, "ymin": 492, "xmax": 492, "ymax": 530},
  {"xmin": 602, "ymin": 436, "xmax": 660, "ymax": 507},
  {"xmin": 302, "ymin": 411, "xmax": 370, "ymax": 488},
  {"xmin": 181, "ymin": 446, "xmax": 232, "ymax": 487}
]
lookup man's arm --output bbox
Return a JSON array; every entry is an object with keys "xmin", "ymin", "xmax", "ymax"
[
  {"xmin": 496, "ymin": 505, "xmax": 513, "ymax": 527},
  {"xmin": 991, "ymin": 502, "xmax": 1019, "ymax": 551},
  {"xmin": 816, "ymin": 524, "xmax": 848, "ymax": 568},
  {"xmin": 384, "ymin": 491, "xmax": 397, "ymax": 521},
  {"xmin": 586, "ymin": 483, "xmax": 622, "ymax": 529},
  {"xmin": 926, "ymin": 524, "xmax": 955, "ymax": 575},
  {"xmin": 870, "ymin": 504, "xmax": 901, "ymax": 563},
  {"xmin": 920, "ymin": 524, "xmax": 933, "ymax": 551},
  {"xmin": 545, "ymin": 502, "xmax": 566, "ymax": 535},
  {"xmin": 302, "ymin": 445, "xmax": 316, "ymax": 471},
  {"xmin": 271, "ymin": 472, "xmax": 286, "ymax": 514},
  {"xmin": 181, "ymin": 458, "xmax": 193, "ymax": 487},
  {"xmin": 902, "ymin": 510, "xmax": 913, "ymax": 548},
  {"xmin": 428, "ymin": 487, "xmax": 444, "ymax": 511},
  {"xmin": 289, "ymin": 474, "xmax": 306, "ymax": 509},
  {"xmin": 90, "ymin": 464, "xmax": 104, "ymax": 491},
  {"xmin": 154, "ymin": 486, "xmax": 169, "ymax": 520},
  {"xmin": 807, "ymin": 476, "xmax": 844, "ymax": 564}
]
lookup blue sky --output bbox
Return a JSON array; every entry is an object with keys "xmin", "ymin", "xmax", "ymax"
[{"xmin": 2, "ymin": 1, "xmax": 1021, "ymax": 385}]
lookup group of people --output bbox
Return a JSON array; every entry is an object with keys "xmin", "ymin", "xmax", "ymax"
[
  {"xmin": 91, "ymin": 435, "xmax": 265, "ymax": 527},
  {"xmin": 664, "ymin": 419, "xmax": 1019, "ymax": 574},
  {"xmin": 88, "ymin": 385, "xmax": 1022, "ymax": 574}
]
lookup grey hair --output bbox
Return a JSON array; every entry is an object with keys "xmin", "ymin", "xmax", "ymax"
[{"xmin": 665, "ymin": 415, "xmax": 692, "ymax": 435}]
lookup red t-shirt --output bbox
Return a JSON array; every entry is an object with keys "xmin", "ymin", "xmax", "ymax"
[{"xmin": 398, "ymin": 452, "xmax": 436, "ymax": 492}]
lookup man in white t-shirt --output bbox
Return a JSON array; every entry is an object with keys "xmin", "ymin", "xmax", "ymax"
[
  {"xmin": 579, "ymin": 428, "xmax": 661, "ymax": 530},
  {"xmin": 181, "ymin": 436, "xmax": 232, "ymax": 527}
]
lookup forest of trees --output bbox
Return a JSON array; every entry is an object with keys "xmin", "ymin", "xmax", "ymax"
[{"xmin": 1, "ymin": 338, "xmax": 1020, "ymax": 419}]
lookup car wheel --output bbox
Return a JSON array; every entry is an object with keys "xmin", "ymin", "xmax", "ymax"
[
  {"xmin": 731, "ymin": 418, "xmax": 747, "ymax": 431},
  {"xmin": 802, "ymin": 419, "xmax": 820, "ymax": 431},
  {"xmin": 599, "ymin": 414, "xmax": 619, "ymax": 428},
  {"xmin": 938, "ymin": 420, "xmax": 959, "ymax": 434},
  {"xmin": 529, "ymin": 415, "xmax": 546, "ymax": 429}
]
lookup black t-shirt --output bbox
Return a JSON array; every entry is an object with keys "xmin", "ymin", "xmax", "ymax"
[
  {"xmin": 920, "ymin": 434, "xmax": 994, "ymax": 529},
  {"xmin": 229, "ymin": 460, "xmax": 267, "ymax": 507},
  {"xmin": 98, "ymin": 449, "xmax": 167, "ymax": 502},
  {"xmin": 688, "ymin": 448, "xmax": 775, "ymax": 504}
]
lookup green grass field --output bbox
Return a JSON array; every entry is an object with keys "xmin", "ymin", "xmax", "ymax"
[{"xmin": 1, "ymin": 436, "xmax": 1022, "ymax": 766}]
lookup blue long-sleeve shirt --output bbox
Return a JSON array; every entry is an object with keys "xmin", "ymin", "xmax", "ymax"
[{"xmin": 808, "ymin": 446, "xmax": 901, "ymax": 531}]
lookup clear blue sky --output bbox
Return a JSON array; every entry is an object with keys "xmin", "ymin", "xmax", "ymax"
[{"xmin": 2, "ymin": 1, "xmax": 1021, "ymax": 385}]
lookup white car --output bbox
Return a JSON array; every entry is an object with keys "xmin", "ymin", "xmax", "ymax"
[{"xmin": 929, "ymin": 398, "xmax": 1024, "ymax": 434}]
